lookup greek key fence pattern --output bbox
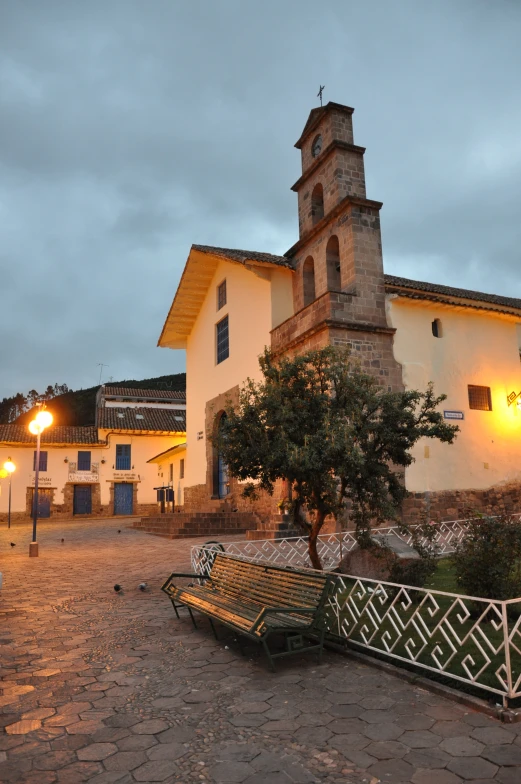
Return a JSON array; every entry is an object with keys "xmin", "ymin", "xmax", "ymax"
[{"xmin": 191, "ymin": 520, "xmax": 521, "ymax": 703}]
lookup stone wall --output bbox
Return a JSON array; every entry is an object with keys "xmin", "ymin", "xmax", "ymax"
[{"xmin": 402, "ymin": 481, "xmax": 521, "ymax": 525}]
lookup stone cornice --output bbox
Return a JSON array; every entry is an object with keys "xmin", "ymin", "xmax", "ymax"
[
  {"xmin": 291, "ymin": 140, "xmax": 366, "ymax": 192},
  {"xmin": 285, "ymin": 194, "xmax": 383, "ymax": 259},
  {"xmin": 271, "ymin": 317, "xmax": 395, "ymax": 356}
]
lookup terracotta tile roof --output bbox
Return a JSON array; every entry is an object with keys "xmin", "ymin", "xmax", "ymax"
[
  {"xmin": 102, "ymin": 387, "xmax": 185, "ymax": 400},
  {"xmin": 97, "ymin": 407, "xmax": 186, "ymax": 433},
  {"xmin": 0, "ymin": 425, "xmax": 103, "ymax": 445},
  {"xmin": 384, "ymin": 274, "xmax": 521, "ymax": 312},
  {"xmin": 192, "ymin": 244, "xmax": 293, "ymax": 269}
]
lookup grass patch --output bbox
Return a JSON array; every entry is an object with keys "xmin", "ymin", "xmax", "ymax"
[{"xmin": 425, "ymin": 557, "xmax": 464, "ymax": 594}]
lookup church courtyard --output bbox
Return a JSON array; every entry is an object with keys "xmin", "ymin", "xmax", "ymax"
[{"xmin": 1, "ymin": 520, "xmax": 521, "ymax": 784}]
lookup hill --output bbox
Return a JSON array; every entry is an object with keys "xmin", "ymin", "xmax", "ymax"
[{"xmin": 13, "ymin": 373, "xmax": 186, "ymax": 428}]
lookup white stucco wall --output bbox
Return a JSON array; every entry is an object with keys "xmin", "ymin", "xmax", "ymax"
[
  {"xmin": 0, "ymin": 433, "xmax": 185, "ymax": 514},
  {"xmin": 185, "ymin": 260, "xmax": 278, "ymax": 487},
  {"xmin": 387, "ymin": 296, "xmax": 521, "ymax": 492}
]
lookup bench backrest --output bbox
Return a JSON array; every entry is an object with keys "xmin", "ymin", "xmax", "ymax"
[{"xmin": 209, "ymin": 553, "xmax": 332, "ymax": 611}]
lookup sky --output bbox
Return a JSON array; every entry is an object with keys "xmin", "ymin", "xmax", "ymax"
[{"xmin": 1, "ymin": 0, "xmax": 521, "ymax": 398}]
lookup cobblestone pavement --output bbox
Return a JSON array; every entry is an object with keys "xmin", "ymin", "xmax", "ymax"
[{"xmin": 1, "ymin": 520, "xmax": 521, "ymax": 784}]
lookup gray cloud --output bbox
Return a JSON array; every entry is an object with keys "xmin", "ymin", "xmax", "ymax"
[{"xmin": 1, "ymin": 0, "xmax": 520, "ymax": 397}]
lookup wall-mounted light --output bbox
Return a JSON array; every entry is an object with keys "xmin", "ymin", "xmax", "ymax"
[
  {"xmin": 101, "ymin": 458, "xmax": 106, "ymax": 464},
  {"xmin": 64, "ymin": 457, "xmax": 69, "ymax": 463}
]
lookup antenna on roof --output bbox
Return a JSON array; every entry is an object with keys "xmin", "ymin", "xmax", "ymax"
[
  {"xmin": 158, "ymin": 381, "xmax": 173, "ymax": 389},
  {"xmin": 97, "ymin": 363, "xmax": 108, "ymax": 385}
]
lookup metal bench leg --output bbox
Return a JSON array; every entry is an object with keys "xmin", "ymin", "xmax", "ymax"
[
  {"xmin": 317, "ymin": 629, "xmax": 326, "ymax": 664},
  {"xmin": 186, "ymin": 606, "xmax": 197, "ymax": 629},
  {"xmin": 170, "ymin": 600, "xmax": 180, "ymax": 619},
  {"xmin": 208, "ymin": 617, "xmax": 219, "ymax": 640},
  {"xmin": 262, "ymin": 637, "xmax": 276, "ymax": 672}
]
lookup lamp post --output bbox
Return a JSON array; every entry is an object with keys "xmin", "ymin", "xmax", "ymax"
[
  {"xmin": 28, "ymin": 408, "xmax": 53, "ymax": 557},
  {"xmin": 3, "ymin": 459, "xmax": 16, "ymax": 529}
]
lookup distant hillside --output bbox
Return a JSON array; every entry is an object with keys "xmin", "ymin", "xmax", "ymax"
[{"xmin": 14, "ymin": 373, "xmax": 186, "ymax": 428}]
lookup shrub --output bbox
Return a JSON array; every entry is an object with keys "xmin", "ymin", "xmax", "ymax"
[
  {"xmin": 387, "ymin": 522, "xmax": 439, "ymax": 588},
  {"xmin": 451, "ymin": 514, "xmax": 521, "ymax": 600}
]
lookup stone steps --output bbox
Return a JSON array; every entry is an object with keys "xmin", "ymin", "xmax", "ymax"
[{"xmin": 132, "ymin": 512, "xmax": 257, "ymax": 540}]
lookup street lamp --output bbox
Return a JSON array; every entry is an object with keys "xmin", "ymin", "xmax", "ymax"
[
  {"xmin": 28, "ymin": 408, "xmax": 53, "ymax": 557},
  {"xmin": 3, "ymin": 459, "xmax": 16, "ymax": 530}
]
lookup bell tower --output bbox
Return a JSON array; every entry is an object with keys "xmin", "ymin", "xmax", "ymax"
[{"xmin": 270, "ymin": 101, "xmax": 402, "ymax": 394}]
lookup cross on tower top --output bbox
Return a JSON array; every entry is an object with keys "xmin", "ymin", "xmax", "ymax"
[{"xmin": 317, "ymin": 85, "xmax": 325, "ymax": 106}]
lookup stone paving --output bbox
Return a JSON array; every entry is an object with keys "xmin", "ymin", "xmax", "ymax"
[{"xmin": 1, "ymin": 520, "xmax": 521, "ymax": 783}]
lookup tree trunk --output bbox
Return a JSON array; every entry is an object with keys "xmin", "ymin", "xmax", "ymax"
[{"xmin": 308, "ymin": 511, "xmax": 326, "ymax": 570}]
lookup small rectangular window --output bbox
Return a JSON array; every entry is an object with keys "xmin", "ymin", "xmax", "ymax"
[
  {"xmin": 468, "ymin": 385, "xmax": 492, "ymax": 411},
  {"xmin": 115, "ymin": 444, "xmax": 131, "ymax": 470},
  {"xmin": 33, "ymin": 451, "xmax": 48, "ymax": 472},
  {"xmin": 216, "ymin": 315, "xmax": 229, "ymax": 364},
  {"xmin": 217, "ymin": 280, "xmax": 227, "ymax": 310},
  {"xmin": 169, "ymin": 463, "xmax": 173, "ymax": 482},
  {"xmin": 180, "ymin": 458, "xmax": 185, "ymax": 479},
  {"xmin": 77, "ymin": 451, "xmax": 91, "ymax": 471}
]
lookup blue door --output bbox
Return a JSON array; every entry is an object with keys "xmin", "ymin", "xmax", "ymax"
[
  {"xmin": 73, "ymin": 485, "xmax": 92, "ymax": 515},
  {"xmin": 34, "ymin": 490, "xmax": 51, "ymax": 518},
  {"xmin": 114, "ymin": 483, "xmax": 133, "ymax": 515}
]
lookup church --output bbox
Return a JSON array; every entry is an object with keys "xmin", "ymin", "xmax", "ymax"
[{"xmin": 158, "ymin": 101, "xmax": 521, "ymax": 532}]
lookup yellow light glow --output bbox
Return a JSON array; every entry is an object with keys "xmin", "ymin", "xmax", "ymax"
[
  {"xmin": 35, "ymin": 410, "xmax": 53, "ymax": 428},
  {"xmin": 0, "ymin": 469, "xmax": 8, "ymax": 479},
  {"xmin": 3, "ymin": 460, "xmax": 15, "ymax": 474},
  {"xmin": 29, "ymin": 420, "xmax": 42, "ymax": 435}
]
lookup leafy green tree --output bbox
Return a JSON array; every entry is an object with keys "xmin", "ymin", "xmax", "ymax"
[{"xmin": 217, "ymin": 346, "xmax": 458, "ymax": 569}]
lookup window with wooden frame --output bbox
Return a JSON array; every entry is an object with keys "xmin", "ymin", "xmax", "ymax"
[
  {"xmin": 180, "ymin": 459, "xmax": 185, "ymax": 479},
  {"xmin": 216, "ymin": 315, "xmax": 229, "ymax": 364},
  {"xmin": 468, "ymin": 385, "xmax": 492, "ymax": 411},
  {"xmin": 217, "ymin": 279, "xmax": 227, "ymax": 310},
  {"xmin": 33, "ymin": 451, "xmax": 48, "ymax": 472},
  {"xmin": 77, "ymin": 451, "xmax": 91, "ymax": 471}
]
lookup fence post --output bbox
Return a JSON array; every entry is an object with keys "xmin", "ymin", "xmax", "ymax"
[{"xmin": 502, "ymin": 601, "xmax": 513, "ymax": 708}]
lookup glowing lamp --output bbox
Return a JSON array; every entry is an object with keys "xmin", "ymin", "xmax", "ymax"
[
  {"xmin": 29, "ymin": 420, "xmax": 42, "ymax": 435},
  {"xmin": 35, "ymin": 410, "xmax": 53, "ymax": 428},
  {"xmin": 4, "ymin": 460, "xmax": 15, "ymax": 474}
]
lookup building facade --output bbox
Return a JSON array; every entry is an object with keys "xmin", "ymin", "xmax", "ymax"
[
  {"xmin": 0, "ymin": 387, "xmax": 186, "ymax": 521},
  {"xmin": 157, "ymin": 101, "xmax": 521, "ymax": 528}
]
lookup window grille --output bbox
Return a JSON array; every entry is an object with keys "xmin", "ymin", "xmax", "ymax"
[
  {"xmin": 217, "ymin": 280, "xmax": 227, "ymax": 310},
  {"xmin": 468, "ymin": 385, "xmax": 492, "ymax": 411},
  {"xmin": 216, "ymin": 316, "xmax": 229, "ymax": 364},
  {"xmin": 77, "ymin": 451, "xmax": 91, "ymax": 471}
]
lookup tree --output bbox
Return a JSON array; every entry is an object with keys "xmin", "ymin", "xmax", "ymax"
[{"xmin": 217, "ymin": 346, "xmax": 459, "ymax": 570}]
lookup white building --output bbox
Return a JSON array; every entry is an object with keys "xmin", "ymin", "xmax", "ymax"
[{"xmin": 0, "ymin": 387, "xmax": 186, "ymax": 521}]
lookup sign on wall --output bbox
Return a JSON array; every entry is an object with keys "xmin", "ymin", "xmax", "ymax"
[
  {"xmin": 29, "ymin": 475, "xmax": 53, "ymax": 486},
  {"xmin": 68, "ymin": 472, "xmax": 99, "ymax": 483},
  {"xmin": 443, "ymin": 410, "xmax": 464, "ymax": 421},
  {"xmin": 113, "ymin": 473, "xmax": 139, "ymax": 481}
]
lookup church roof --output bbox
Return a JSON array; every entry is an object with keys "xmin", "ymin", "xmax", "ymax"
[
  {"xmin": 192, "ymin": 245, "xmax": 292, "ymax": 269},
  {"xmin": 384, "ymin": 274, "xmax": 521, "ymax": 314},
  {"xmin": 158, "ymin": 244, "xmax": 294, "ymax": 349}
]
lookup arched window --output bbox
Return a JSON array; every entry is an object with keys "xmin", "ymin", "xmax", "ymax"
[
  {"xmin": 212, "ymin": 412, "xmax": 230, "ymax": 498},
  {"xmin": 432, "ymin": 319, "xmax": 443, "ymax": 338},
  {"xmin": 326, "ymin": 236, "xmax": 341, "ymax": 291},
  {"xmin": 311, "ymin": 183, "xmax": 324, "ymax": 225},
  {"xmin": 303, "ymin": 256, "xmax": 315, "ymax": 307}
]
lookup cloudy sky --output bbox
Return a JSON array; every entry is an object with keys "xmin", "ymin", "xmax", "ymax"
[{"xmin": 1, "ymin": 0, "xmax": 520, "ymax": 398}]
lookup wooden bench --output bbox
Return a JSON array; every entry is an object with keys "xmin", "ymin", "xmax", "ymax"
[{"xmin": 161, "ymin": 553, "xmax": 335, "ymax": 670}]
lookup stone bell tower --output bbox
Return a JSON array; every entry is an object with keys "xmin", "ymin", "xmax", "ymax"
[{"xmin": 271, "ymin": 101, "xmax": 402, "ymax": 392}]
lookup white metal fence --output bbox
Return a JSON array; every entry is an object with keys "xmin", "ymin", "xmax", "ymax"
[{"xmin": 190, "ymin": 521, "xmax": 521, "ymax": 705}]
